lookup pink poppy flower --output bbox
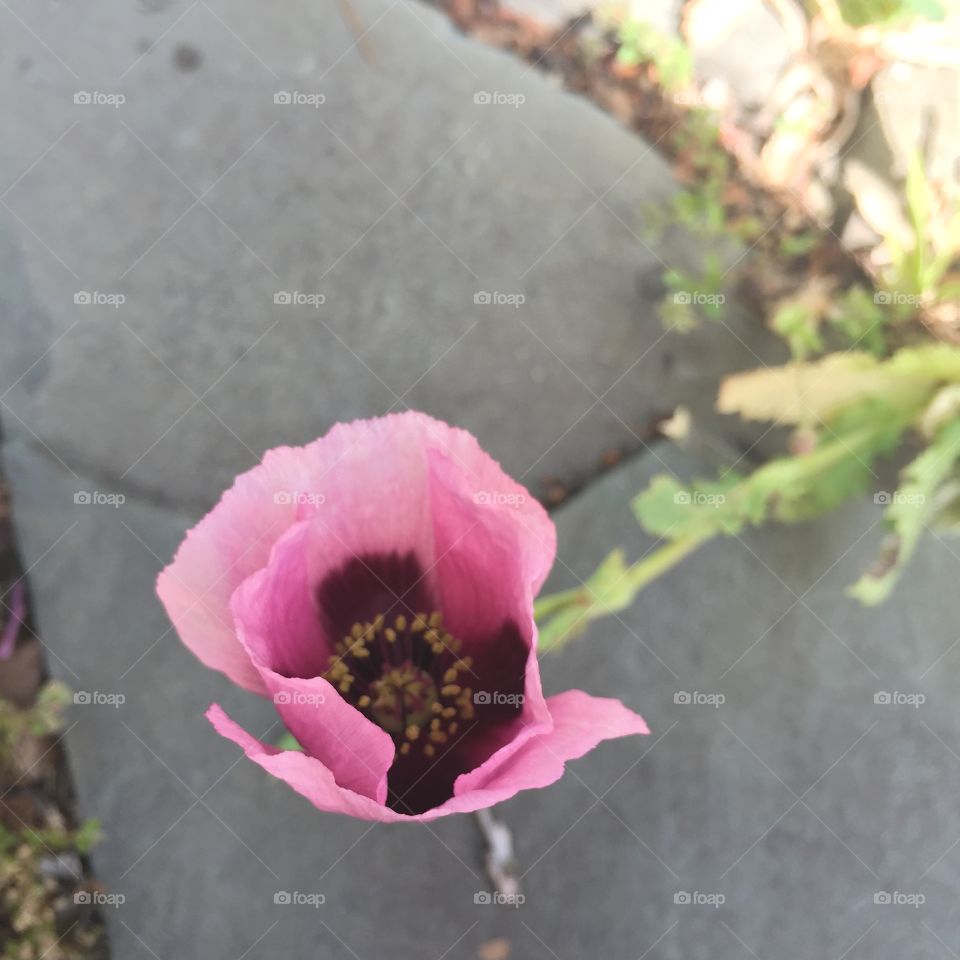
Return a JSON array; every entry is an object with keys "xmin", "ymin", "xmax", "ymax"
[{"xmin": 157, "ymin": 412, "xmax": 647, "ymax": 821}]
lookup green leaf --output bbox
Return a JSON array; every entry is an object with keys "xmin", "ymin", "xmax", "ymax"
[
  {"xmin": 636, "ymin": 400, "xmax": 915, "ymax": 543},
  {"xmin": 828, "ymin": 285, "xmax": 888, "ymax": 355},
  {"xmin": 771, "ymin": 299, "xmax": 824, "ymax": 360},
  {"xmin": 849, "ymin": 417, "xmax": 960, "ymax": 604},
  {"xmin": 633, "ymin": 473, "xmax": 745, "ymax": 540}
]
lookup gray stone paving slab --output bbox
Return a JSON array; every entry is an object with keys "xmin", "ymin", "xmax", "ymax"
[
  {"xmin": 6, "ymin": 433, "xmax": 960, "ymax": 959},
  {"xmin": 0, "ymin": 0, "xmax": 770, "ymax": 512}
]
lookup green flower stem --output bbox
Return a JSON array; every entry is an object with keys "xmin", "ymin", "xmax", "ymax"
[
  {"xmin": 534, "ymin": 405, "xmax": 926, "ymax": 654},
  {"xmin": 534, "ymin": 532, "xmax": 710, "ymax": 654}
]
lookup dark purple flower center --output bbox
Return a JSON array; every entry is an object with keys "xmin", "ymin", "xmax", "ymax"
[
  {"xmin": 315, "ymin": 551, "xmax": 526, "ymax": 814},
  {"xmin": 323, "ymin": 610, "xmax": 476, "ymax": 760}
]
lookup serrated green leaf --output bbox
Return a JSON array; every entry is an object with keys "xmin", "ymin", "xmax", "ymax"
[
  {"xmin": 850, "ymin": 417, "xmax": 960, "ymax": 604},
  {"xmin": 633, "ymin": 473, "xmax": 744, "ymax": 540},
  {"xmin": 636, "ymin": 399, "xmax": 914, "ymax": 545}
]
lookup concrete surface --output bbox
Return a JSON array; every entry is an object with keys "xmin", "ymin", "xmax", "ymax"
[{"xmin": 0, "ymin": 0, "xmax": 765, "ymax": 512}]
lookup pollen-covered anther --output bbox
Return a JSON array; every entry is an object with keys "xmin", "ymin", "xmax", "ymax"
[{"xmin": 322, "ymin": 608, "xmax": 476, "ymax": 760}]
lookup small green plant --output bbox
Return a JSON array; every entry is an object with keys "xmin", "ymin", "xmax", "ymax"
[
  {"xmin": 535, "ymin": 141, "xmax": 960, "ymax": 648},
  {"xmin": 883, "ymin": 151, "xmax": 960, "ymax": 308},
  {"xmin": 535, "ymin": 346, "xmax": 960, "ymax": 649},
  {"xmin": 0, "ymin": 682, "xmax": 104, "ymax": 959},
  {"xmin": 613, "ymin": 18, "xmax": 694, "ymax": 92},
  {"xmin": 771, "ymin": 282, "xmax": 889, "ymax": 359},
  {"xmin": 638, "ymin": 347, "xmax": 960, "ymax": 602},
  {"xmin": 0, "ymin": 818, "xmax": 103, "ymax": 960},
  {"xmin": 0, "ymin": 681, "xmax": 71, "ymax": 767}
]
